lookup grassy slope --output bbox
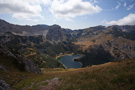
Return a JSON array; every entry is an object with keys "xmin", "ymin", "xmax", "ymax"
[
  {"xmin": 12, "ymin": 60, "xmax": 135, "ymax": 90},
  {"xmin": 0, "ymin": 56, "xmax": 37, "ymax": 87},
  {"xmin": 74, "ymin": 33, "xmax": 113, "ymax": 51}
]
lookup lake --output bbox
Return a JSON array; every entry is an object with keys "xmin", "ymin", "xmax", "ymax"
[{"xmin": 57, "ymin": 54, "xmax": 82, "ymax": 69}]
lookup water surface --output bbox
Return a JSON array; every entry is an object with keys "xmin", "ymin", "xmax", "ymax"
[{"xmin": 58, "ymin": 55, "xmax": 82, "ymax": 69}]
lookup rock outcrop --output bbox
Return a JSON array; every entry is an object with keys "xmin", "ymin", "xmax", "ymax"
[
  {"xmin": 0, "ymin": 19, "xmax": 69, "ymax": 43},
  {"xmin": 0, "ymin": 44, "xmax": 41, "ymax": 74},
  {"xmin": 46, "ymin": 25, "xmax": 66, "ymax": 43},
  {"xmin": 0, "ymin": 80, "xmax": 11, "ymax": 90},
  {"xmin": 16, "ymin": 55, "xmax": 42, "ymax": 74}
]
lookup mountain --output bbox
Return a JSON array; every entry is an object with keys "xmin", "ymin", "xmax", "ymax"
[
  {"xmin": 0, "ymin": 19, "xmax": 72, "ymax": 43},
  {"xmin": 0, "ymin": 19, "xmax": 79, "ymax": 71},
  {"xmin": 74, "ymin": 25, "xmax": 135, "ymax": 67},
  {"xmin": 0, "ymin": 19, "xmax": 48, "ymax": 36},
  {"xmin": 0, "ymin": 19, "xmax": 135, "ymax": 68},
  {"xmin": 0, "ymin": 19, "xmax": 135, "ymax": 90},
  {"xmin": 74, "ymin": 25, "xmax": 135, "ymax": 49},
  {"xmin": 46, "ymin": 25, "xmax": 67, "ymax": 43}
]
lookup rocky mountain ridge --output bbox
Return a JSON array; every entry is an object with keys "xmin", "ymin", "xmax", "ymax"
[
  {"xmin": 0, "ymin": 19, "xmax": 72, "ymax": 43},
  {"xmin": 0, "ymin": 19, "xmax": 135, "ymax": 68}
]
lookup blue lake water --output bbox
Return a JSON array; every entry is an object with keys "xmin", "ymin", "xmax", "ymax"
[{"xmin": 57, "ymin": 55, "xmax": 82, "ymax": 69}]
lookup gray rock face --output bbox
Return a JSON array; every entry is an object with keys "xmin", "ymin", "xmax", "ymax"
[
  {"xmin": 16, "ymin": 55, "xmax": 41, "ymax": 74},
  {"xmin": 46, "ymin": 25, "xmax": 66, "ymax": 43},
  {"xmin": 101, "ymin": 37, "xmax": 135, "ymax": 60},
  {"xmin": 0, "ymin": 80, "xmax": 11, "ymax": 90},
  {"xmin": 0, "ymin": 64, "xmax": 7, "ymax": 72},
  {"xmin": 0, "ymin": 19, "xmax": 49, "ymax": 36},
  {"xmin": 79, "ymin": 25, "xmax": 135, "ymax": 67},
  {"xmin": 0, "ymin": 19, "xmax": 70, "ymax": 43},
  {"xmin": 80, "ymin": 37, "xmax": 135, "ymax": 67},
  {"xmin": 0, "ymin": 44, "xmax": 41, "ymax": 74},
  {"xmin": 0, "ymin": 44, "xmax": 16, "ymax": 58}
]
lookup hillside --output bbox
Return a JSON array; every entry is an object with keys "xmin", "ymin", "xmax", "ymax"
[
  {"xmin": 0, "ymin": 19, "xmax": 78, "ymax": 69},
  {"xmin": 0, "ymin": 19, "xmax": 135, "ymax": 89},
  {"xmin": 74, "ymin": 25, "xmax": 135, "ymax": 67},
  {"xmin": 0, "ymin": 19, "xmax": 135, "ymax": 67},
  {"xmin": 1, "ymin": 60, "xmax": 134, "ymax": 90},
  {"xmin": 1, "ymin": 43, "xmax": 135, "ymax": 90}
]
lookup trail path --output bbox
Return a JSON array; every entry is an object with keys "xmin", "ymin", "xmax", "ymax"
[{"xmin": 38, "ymin": 77, "xmax": 59, "ymax": 90}]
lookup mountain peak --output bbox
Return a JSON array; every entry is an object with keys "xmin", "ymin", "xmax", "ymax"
[
  {"xmin": 0, "ymin": 19, "xmax": 10, "ymax": 25},
  {"xmin": 51, "ymin": 24, "xmax": 61, "ymax": 28}
]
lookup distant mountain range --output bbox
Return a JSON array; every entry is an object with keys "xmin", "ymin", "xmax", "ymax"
[
  {"xmin": 1, "ymin": 19, "xmax": 135, "ymax": 90},
  {"xmin": 0, "ymin": 19, "xmax": 135, "ymax": 69}
]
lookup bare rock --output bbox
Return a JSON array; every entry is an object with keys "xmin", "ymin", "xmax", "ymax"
[{"xmin": 0, "ymin": 80, "xmax": 11, "ymax": 90}]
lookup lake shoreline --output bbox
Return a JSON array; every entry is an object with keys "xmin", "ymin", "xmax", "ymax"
[
  {"xmin": 56, "ymin": 53, "xmax": 74, "ymax": 59},
  {"xmin": 57, "ymin": 54, "xmax": 83, "ymax": 69},
  {"xmin": 72, "ymin": 55, "xmax": 83, "ymax": 68},
  {"xmin": 56, "ymin": 53, "xmax": 84, "ymax": 59}
]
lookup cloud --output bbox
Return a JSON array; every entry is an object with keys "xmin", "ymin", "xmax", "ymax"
[
  {"xmin": 0, "ymin": 0, "xmax": 43, "ymax": 20},
  {"xmin": 107, "ymin": 13, "xmax": 135, "ymax": 25},
  {"xmin": 50, "ymin": 0, "xmax": 102, "ymax": 19},
  {"xmin": 0, "ymin": 0, "xmax": 102, "ymax": 21},
  {"xmin": 41, "ymin": 0, "xmax": 51, "ymax": 5},
  {"xmin": 127, "ymin": 4, "xmax": 134, "ymax": 10},
  {"xmin": 123, "ymin": 2, "xmax": 126, "ymax": 7},
  {"xmin": 115, "ymin": 2, "xmax": 121, "ymax": 9}
]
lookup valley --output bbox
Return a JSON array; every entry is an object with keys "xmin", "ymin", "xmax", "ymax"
[{"xmin": 0, "ymin": 19, "xmax": 135, "ymax": 90}]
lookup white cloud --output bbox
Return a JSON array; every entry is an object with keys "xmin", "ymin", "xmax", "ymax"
[
  {"xmin": 127, "ymin": 4, "xmax": 134, "ymax": 10},
  {"xmin": 107, "ymin": 13, "xmax": 135, "ymax": 25},
  {"xmin": 50, "ymin": 0, "xmax": 102, "ymax": 19},
  {"xmin": 115, "ymin": 2, "xmax": 121, "ymax": 9},
  {"xmin": 0, "ymin": 0, "xmax": 43, "ymax": 20},
  {"xmin": 41, "ymin": 0, "xmax": 51, "ymax": 5},
  {"xmin": 124, "ymin": 2, "xmax": 126, "ymax": 7},
  {"xmin": 0, "ymin": 0, "xmax": 102, "ymax": 21}
]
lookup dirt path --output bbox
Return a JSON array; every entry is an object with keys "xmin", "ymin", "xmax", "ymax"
[{"xmin": 38, "ymin": 77, "xmax": 59, "ymax": 90}]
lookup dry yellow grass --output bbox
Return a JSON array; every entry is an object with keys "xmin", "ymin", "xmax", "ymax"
[
  {"xmin": 24, "ymin": 52, "xmax": 37, "ymax": 57},
  {"xmin": 5, "ymin": 60, "xmax": 135, "ymax": 90},
  {"xmin": 74, "ymin": 34, "xmax": 113, "ymax": 50}
]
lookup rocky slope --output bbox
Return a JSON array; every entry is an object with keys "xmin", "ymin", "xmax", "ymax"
[
  {"xmin": 0, "ymin": 19, "xmax": 135, "ymax": 90},
  {"xmin": 0, "ymin": 19, "xmax": 71, "ymax": 43},
  {"xmin": 75, "ymin": 25, "xmax": 135, "ymax": 67},
  {"xmin": 0, "ymin": 19, "xmax": 76, "ymax": 69},
  {"xmin": 0, "ymin": 19, "xmax": 135, "ymax": 68},
  {"xmin": 0, "ymin": 44, "xmax": 41, "ymax": 74},
  {"xmin": 10, "ymin": 60, "xmax": 135, "ymax": 90},
  {"xmin": 46, "ymin": 25, "xmax": 66, "ymax": 43}
]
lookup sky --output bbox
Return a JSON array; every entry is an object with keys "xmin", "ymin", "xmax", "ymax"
[{"xmin": 0, "ymin": 0, "xmax": 135, "ymax": 29}]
